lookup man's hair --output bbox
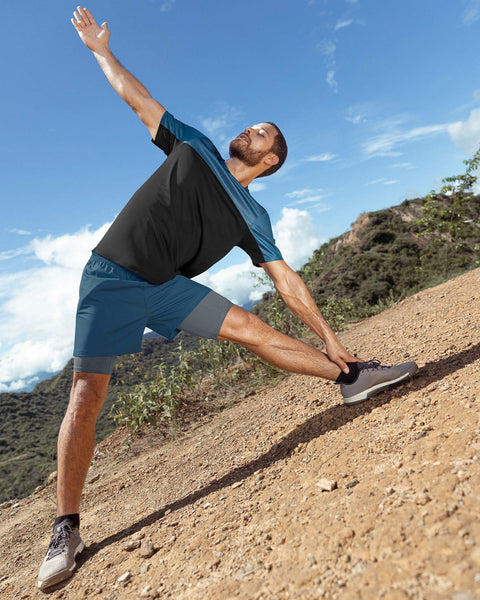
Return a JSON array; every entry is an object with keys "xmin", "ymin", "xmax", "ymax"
[{"xmin": 257, "ymin": 122, "xmax": 288, "ymax": 178}]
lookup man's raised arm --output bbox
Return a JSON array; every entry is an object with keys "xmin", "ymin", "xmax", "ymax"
[
  {"xmin": 71, "ymin": 6, "xmax": 165, "ymax": 138},
  {"xmin": 261, "ymin": 259, "xmax": 362, "ymax": 373}
]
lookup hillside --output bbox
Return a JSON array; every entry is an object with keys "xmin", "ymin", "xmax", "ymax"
[
  {"xmin": 0, "ymin": 267, "xmax": 479, "ymax": 599},
  {"xmin": 254, "ymin": 194, "xmax": 480, "ymax": 324}
]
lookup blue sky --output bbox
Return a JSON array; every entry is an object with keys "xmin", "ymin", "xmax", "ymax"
[{"xmin": 1, "ymin": 0, "xmax": 480, "ymax": 390}]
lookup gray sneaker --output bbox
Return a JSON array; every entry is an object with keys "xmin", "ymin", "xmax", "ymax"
[
  {"xmin": 341, "ymin": 360, "xmax": 418, "ymax": 405},
  {"xmin": 37, "ymin": 520, "xmax": 85, "ymax": 590}
]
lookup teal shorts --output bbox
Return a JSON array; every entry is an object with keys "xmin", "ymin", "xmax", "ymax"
[{"xmin": 73, "ymin": 253, "xmax": 233, "ymax": 374}]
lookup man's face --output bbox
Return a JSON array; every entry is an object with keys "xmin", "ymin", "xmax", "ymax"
[{"xmin": 229, "ymin": 123, "xmax": 277, "ymax": 168}]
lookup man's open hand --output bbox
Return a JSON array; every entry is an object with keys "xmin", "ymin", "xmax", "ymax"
[{"xmin": 71, "ymin": 6, "xmax": 110, "ymax": 52}]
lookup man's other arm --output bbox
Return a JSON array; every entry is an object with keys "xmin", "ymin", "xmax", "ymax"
[
  {"xmin": 72, "ymin": 6, "xmax": 165, "ymax": 138},
  {"xmin": 260, "ymin": 259, "xmax": 361, "ymax": 373}
]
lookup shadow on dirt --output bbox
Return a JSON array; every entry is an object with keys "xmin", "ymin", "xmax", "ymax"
[{"xmin": 78, "ymin": 341, "xmax": 480, "ymax": 566}]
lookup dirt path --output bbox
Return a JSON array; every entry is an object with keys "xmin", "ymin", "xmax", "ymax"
[{"xmin": 1, "ymin": 268, "xmax": 479, "ymax": 600}]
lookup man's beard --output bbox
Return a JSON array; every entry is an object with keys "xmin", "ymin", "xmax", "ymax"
[{"xmin": 229, "ymin": 138, "xmax": 269, "ymax": 167}]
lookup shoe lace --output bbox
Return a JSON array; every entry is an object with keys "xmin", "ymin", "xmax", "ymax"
[
  {"xmin": 46, "ymin": 523, "xmax": 74, "ymax": 559},
  {"xmin": 358, "ymin": 360, "xmax": 388, "ymax": 372}
]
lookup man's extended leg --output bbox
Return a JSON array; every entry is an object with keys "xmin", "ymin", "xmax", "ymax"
[
  {"xmin": 218, "ymin": 306, "xmax": 341, "ymax": 381},
  {"xmin": 218, "ymin": 305, "xmax": 342, "ymax": 380},
  {"xmin": 218, "ymin": 305, "xmax": 418, "ymax": 404},
  {"xmin": 38, "ymin": 372, "xmax": 110, "ymax": 590}
]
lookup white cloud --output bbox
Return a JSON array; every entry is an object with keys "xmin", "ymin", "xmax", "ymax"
[
  {"xmin": 305, "ymin": 152, "xmax": 337, "ymax": 162},
  {"xmin": 31, "ymin": 224, "xmax": 111, "ymax": 269},
  {"xmin": 194, "ymin": 261, "xmax": 263, "ymax": 307},
  {"xmin": 249, "ymin": 182, "xmax": 266, "ymax": 193},
  {"xmin": 363, "ymin": 121, "xmax": 449, "ymax": 158},
  {"xmin": 367, "ymin": 178, "xmax": 398, "ymax": 186},
  {"xmin": 289, "ymin": 195, "xmax": 325, "ymax": 205},
  {"xmin": 320, "ymin": 40, "xmax": 336, "ymax": 59},
  {"xmin": 335, "ymin": 18, "xmax": 354, "ymax": 31},
  {"xmin": 319, "ymin": 40, "xmax": 338, "ymax": 94},
  {"xmin": 392, "ymin": 162, "xmax": 416, "ymax": 170},
  {"xmin": 326, "ymin": 70, "xmax": 339, "ymax": 94},
  {"xmin": 345, "ymin": 104, "xmax": 368, "ymax": 125},
  {"xmin": 462, "ymin": 0, "xmax": 480, "ymax": 24},
  {"xmin": 448, "ymin": 107, "xmax": 480, "ymax": 154},
  {"xmin": 272, "ymin": 208, "xmax": 320, "ymax": 267},
  {"xmin": 286, "ymin": 188, "xmax": 317, "ymax": 198},
  {"xmin": 9, "ymin": 228, "xmax": 32, "ymax": 236},
  {"xmin": 0, "ymin": 247, "xmax": 31, "ymax": 261},
  {"xmin": 285, "ymin": 189, "xmax": 329, "ymax": 211},
  {"xmin": 199, "ymin": 103, "xmax": 243, "ymax": 153},
  {"xmin": 0, "ymin": 223, "xmax": 110, "ymax": 392},
  {"xmin": 159, "ymin": 0, "xmax": 176, "ymax": 12}
]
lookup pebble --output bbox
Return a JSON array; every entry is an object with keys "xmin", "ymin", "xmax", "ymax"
[
  {"xmin": 345, "ymin": 479, "xmax": 359, "ymax": 489},
  {"xmin": 123, "ymin": 539, "xmax": 141, "ymax": 551},
  {"xmin": 117, "ymin": 571, "xmax": 131, "ymax": 584},
  {"xmin": 415, "ymin": 492, "xmax": 431, "ymax": 505},
  {"xmin": 141, "ymin": 537, "xmax": 156, "ymax": 558},
  {"xmin": 317, "ymin": 478, "xmax": 337, "ymax": 492}
]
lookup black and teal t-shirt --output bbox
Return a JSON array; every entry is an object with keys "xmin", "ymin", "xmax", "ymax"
[{"xmin": 94, "ymin": 111, "xmax": 283, "ymax": 285}]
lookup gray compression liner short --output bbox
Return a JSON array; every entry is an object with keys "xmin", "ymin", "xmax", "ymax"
[
  {"xmin": 178, "ymin": 290, "xmax": 233, "ymax": 339},
  {"xmin": 73, "ymin": 290, "xmax": 233, "ymax": 375},
  {"xmin": 73, "ymin": 356, "xmax": 117, "ymax": 375}
]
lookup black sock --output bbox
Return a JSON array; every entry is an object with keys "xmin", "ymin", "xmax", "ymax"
[
  {"xmin": 54, "ymin": 514, "xmax": 80, "ymax": 530},
  {"xmin": 335, "ymin": 362, "xmax": 360, "ymax": 385}
]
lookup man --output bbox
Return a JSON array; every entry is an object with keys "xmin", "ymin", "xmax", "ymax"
[{"xmin": 38, "ymin": 6, "xmax": 417, "ymax": 590}]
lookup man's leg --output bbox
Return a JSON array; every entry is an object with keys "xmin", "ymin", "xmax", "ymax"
[
  {"xmin": 218, "ymin": 305, "xmax": 418, "ymax": 404},
  {"xmin": 38, "ymin": 371, "xmax": 111, "ymax": 590},
  {"xmin": 57, "ymin": 372, "xmax": 111, "ymax": 515},
  {"xmin": 218, "ymin": 305, "xmax": 342, "ymax": 380}
]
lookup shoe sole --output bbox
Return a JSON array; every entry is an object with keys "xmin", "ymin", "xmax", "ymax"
[
  {"xmin": 37, "ymin": 541, "xmax": 85, "ymax": 590},
  {"xmin": 343, "ymin": 365, "xmax": 418, "ymax": 406}
]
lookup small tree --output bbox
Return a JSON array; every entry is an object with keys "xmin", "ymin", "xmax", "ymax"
[
  {"xmin": 419, "ymin": 146, "xmax": 480, "ymax": 240},
  {"xmin": 417, "ymin": 146, "xmax": 480, "ymax": 275}
]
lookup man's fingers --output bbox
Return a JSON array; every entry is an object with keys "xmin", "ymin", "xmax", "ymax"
[
  {"xmin": 339, "ymin": 361, "xmax": 349, "ymax": 374},
  {"xmin": 83, "ymin": 7, "xmax": 96, "ymax": 25},
  {"xmin": 77, "ymin": 6, "xmax": 90, "ymax": 25}
]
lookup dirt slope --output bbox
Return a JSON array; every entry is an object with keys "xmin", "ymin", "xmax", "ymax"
[{"xmin": 1, "ymin": 268, "xmax": 479, "ymax": 600}]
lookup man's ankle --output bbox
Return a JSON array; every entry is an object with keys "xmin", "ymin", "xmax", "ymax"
[
  {"xmin": 54, "ymin": 514, "xmax": 80, "ymax": 530},
  {"xmin": 335, "ymin": 362, "xmax": 360, "ymax": 385}
]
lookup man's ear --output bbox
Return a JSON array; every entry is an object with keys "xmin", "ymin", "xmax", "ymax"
[{"xmin": 264, "ymin": 153, "xmax": 280, "ymax": 168}]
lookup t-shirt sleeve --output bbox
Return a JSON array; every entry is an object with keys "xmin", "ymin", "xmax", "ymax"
[
  {"xmin": 152, "ymin": 111, "xmax": 205, "ymax": 155},
  {"xmin": 238, "ymin": 212, "xmax": 283, "ymax": 267}
]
